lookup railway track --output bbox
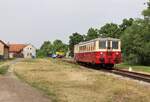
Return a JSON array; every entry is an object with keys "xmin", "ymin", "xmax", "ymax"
[
  {"xmin": 62, "ymin": 59, "xmax": 150, "ymax": 83},
  {"xmin": 111, "ymin": 68, "xmax": 150, "ymax": 83}
]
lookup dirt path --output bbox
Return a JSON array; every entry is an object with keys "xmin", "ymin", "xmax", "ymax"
[{"xmin": 0, "ymin": 59, "xmax": 51, "ymax": 102}]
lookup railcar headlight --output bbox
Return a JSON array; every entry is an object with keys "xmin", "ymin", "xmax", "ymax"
[
  {"xmin": 100, "ymin": 52, "xmax": 103, "ymax": 55},
  {"xmin": 116, "ymin": 52, "xmax": 119, "ymax": 55}
]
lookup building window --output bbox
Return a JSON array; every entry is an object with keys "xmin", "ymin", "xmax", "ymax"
[
  {"xmin": 30, "ymin": 53, "xmax": 32, "ymax": 56},
  {"xmin": 27, "ymin": 53, "xmax": 30, "ymax": 56}
]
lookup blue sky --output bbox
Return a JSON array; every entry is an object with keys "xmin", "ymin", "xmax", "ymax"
[{"xmin": 0, "ymin": 0, "xmax": 147, "ymax": 48}]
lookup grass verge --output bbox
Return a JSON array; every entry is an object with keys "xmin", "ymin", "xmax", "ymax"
[
  {"xmin": 117, "ymin": 63, "xmax": 150, "ymax": 73},
  {"xmin": 0, "ymin": 61, "xmax": 4, "ymax": 65},
  {"xmin": 0, "ymin": 65, "xmax": 9, "ymax": 75}
]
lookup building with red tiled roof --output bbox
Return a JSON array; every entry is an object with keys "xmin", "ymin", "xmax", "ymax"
[
  {"xmin": 0, "ymin": 40, "xmax": 9, "ymax": 59},
  {"xmin": 9, "ymin": 44, "xmax": 27, "ymax": 53},
  {"xmin": 9, "ymin": 44, "xmax": 36, "ymax": 58}
]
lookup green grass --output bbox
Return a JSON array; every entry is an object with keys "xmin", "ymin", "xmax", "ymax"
[
  {"xmin": 0, "ymin": 65, "xmax": 9, "ymax": 75},
  {"xmin": 116, "ymin": 63, "xmax": 150, "ymax": 73}
]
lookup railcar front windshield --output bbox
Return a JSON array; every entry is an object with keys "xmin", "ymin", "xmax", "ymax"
[
  {"xmin": 107, "ymin": 40, "xmax": 111, "ymax": 49},
  {"xmin": 99, "ymin": 40, "xmax": 106, "ymax": 49},
  {"xmin": 99, "ymin": 40, "xmax": 119, "ymax": 50},
  {"xmin": 112, "ymin": 41, "xmax": 119, "ymax": 49}
]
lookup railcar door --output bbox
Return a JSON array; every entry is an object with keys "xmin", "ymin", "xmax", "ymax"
[{"xmin": 107, "ymin": 40, "xmax": 113, "ymax": 64}]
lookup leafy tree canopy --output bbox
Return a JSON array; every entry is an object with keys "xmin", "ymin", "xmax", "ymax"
[
  {"xmin": 40, "ymin": 41, "xmax": 52, "ymax": 54},
  {"xmin": 99, "ymin": 23, "xmax": 121, "ymax": 38},
  {"xmin": 53, "ymin": 39, "xmax": 68, "ymax": 53},
  {"xmin": 85, "ymin": 28, "xmax": 99, "ymax": 41},
  {"xmin": 142, "ymin": 0, "xmax": 150, "ymax": 19},
  {"xmin": 37, "ymin": 40, "xmax": 68, "ymax": 58},
  {"xmin": 121, "ymin": 19, "xmax": 150, "ymax": 65},
  {"xmin": 69, "ymin": 32, "xmax": 84, "ymax": 56},
  {"xmin": 119, "ymin": 18, "xmax": 134, "ymax": 32}
]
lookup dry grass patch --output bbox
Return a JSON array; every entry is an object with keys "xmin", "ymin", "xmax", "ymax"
[{"xmin": 14, "ymin": 59, "xmax": 150, "ymax": 102}]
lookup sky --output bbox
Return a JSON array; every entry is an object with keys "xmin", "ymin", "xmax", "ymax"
[{"xmin": 0, "ymin": 0, "xmax": 147, "ymax": 48}]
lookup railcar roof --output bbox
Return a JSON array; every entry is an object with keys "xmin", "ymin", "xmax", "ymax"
[{"xmin": 77, "ymin": 37, "xmax": 120, "ymax": 45}]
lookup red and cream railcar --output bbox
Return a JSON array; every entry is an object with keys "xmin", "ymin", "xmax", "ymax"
[{"xmin": 74, "ymin": 37, "xmax": 122, "ymax": 67}]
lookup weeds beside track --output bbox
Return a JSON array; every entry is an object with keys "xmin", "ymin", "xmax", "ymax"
[{"xmin": 62, "ymin": 59, "xmax": 150, "ymax": 83}]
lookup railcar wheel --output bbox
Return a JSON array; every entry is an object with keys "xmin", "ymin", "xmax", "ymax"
[{"xmin": 106, "ymin": 64, "xmax": 114, "ymax": 70}]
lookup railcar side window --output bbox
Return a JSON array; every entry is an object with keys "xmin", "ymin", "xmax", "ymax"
[
  {"xmin": 99, "ymin": 40, "xmax": 106, "ymax": 49},
  {"xmin": 112, "ymin": 41, "xmax": 118, "ymax": 49}
]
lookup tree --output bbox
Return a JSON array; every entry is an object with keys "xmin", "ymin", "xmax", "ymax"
[
  {"xmin": 69, "ymin": 32, "xmax": 84, "ymax": 57},
  {"xmin": 37, "ymin": 40, "xmax": 68, "ymax": 58},
  {"xmin": 120, "ymin": 1, "xmax": 150, "ymax": 65},
  {"xmin": 85, "ymin": 28, "xmax": 99, "ymax": 41},
  {"xmin": 121, "ymin": 19, "xmax": 150, "ymax": 65},
  {"xmin": 53, "ymin": 39, "xmax": 68, "ymax": 53},
  {"xmin": 119, "ymin": 18, "xmax": 134, "ymax": 32},
  {"xmin": 142, "ymin": 0, "xmax": 150, "ymax": 19},
  {"xmin": 37, "ymin": 41, "xmax": 52, "ymax": 57},
  {"xmin": 40, "ymin": 41, "xmax": 52, "ymax": 55},
  {"xmin": 36, "ymin": 49, "xmax": 47, "ymax": 58},
  {"xmin": 99, "ymin": 23, "xmax": 121, "ymax": 38},
  {"xmin": 53, "ymin": 40, "xmax": 63, "ymax": 52}
]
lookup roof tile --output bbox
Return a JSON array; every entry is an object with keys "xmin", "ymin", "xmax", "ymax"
[{"xmin": 9, "ymin": 44, "xmax": 27, "ymax": 53}]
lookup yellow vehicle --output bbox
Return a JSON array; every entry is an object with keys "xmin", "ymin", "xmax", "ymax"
[{"xmin": 56, "ymin": 51, "xmax": 65, "ymax": 58}]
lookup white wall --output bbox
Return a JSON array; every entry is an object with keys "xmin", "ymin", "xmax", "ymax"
[
  {"xmin": 9, "ymin": 53, "xmax": 14, "ymax": 58},
  {"xmin": 22, "ymin": 44, "xmax": 36, "ymax": 58}
]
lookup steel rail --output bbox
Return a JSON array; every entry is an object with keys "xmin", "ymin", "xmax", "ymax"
[
  {"xmin": 62, "ymin": 59, "xmax": 150, "ymax": 83},
  {"xmin": 112, "ymin": 68, "xmax": 150, "ymax": 83}
]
